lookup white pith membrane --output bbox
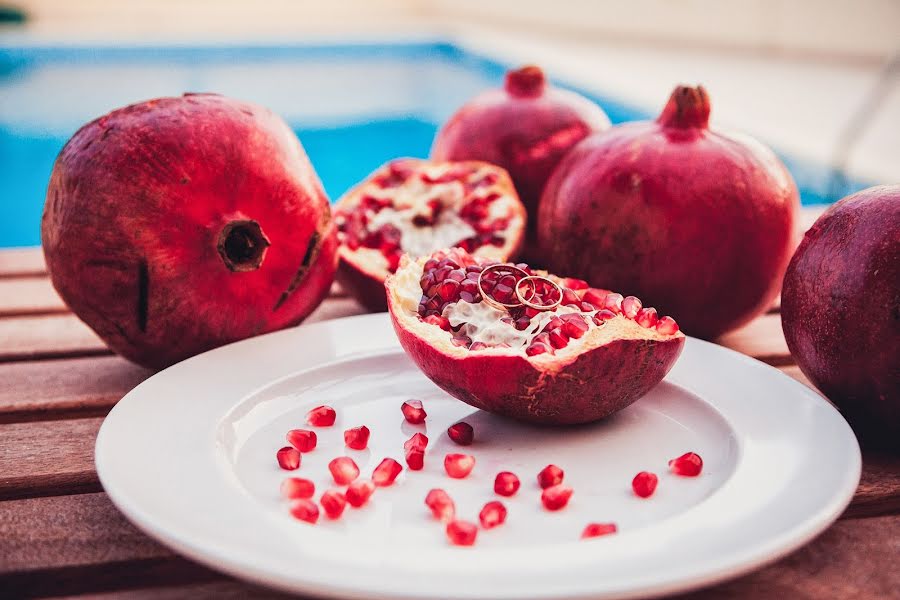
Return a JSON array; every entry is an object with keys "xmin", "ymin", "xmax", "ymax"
[
  {"xmin": 335, "ymin": 160, "xmax": 525, "ymax": 278},
  {"xmin": 388, "ymin": 250, "xmax": 681, "ymax": 369}
]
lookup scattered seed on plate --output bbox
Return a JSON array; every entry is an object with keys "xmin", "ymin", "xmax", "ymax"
[
  {"xmin": 494, "ymin": 471, "xmax": 520, "ymax": 497},
  {"xmin": 346, "ymin": 480, "xmax": 375, "ymax": 507},
  {"xmin": 401, "ymin": 400, "xmax": 427, "ymax": 424},
  {"xmin": 329, "ymin": 456, "xmax": 360, "ymax": 485},
  {"xmin": 447, "ymin": 422, "xmax": 474, "ymax": 445},
  {"xmin": 581, "ymin": 523, "xmax": 617, "ymax": 539},
  {"xmin": 286, "ymin": 429, "xmax": 317, "ymax": 452},
  {"xmin": 344, "ymin": 425, "xmax": 370, "ymax": 450},
  {"xmin": 276, "ymin": 446, "xmax": 301, "ymax": 471},
  {"xmin": 306, "ymin": 405, "xmax": 336, "ymax": 427},
  {"xmin": 541, "ymin": 484, "xmax": 573, "ymax": 511},
  {"xmin": 280, "ymin": 477, "xmax": 315, "ymax": 499},
  {"xmin": 632, "ymin": 471, "xmax": 658, "ymax": 498},
  {"xmin": 537, "ymin": 464, "xmax": 564, "ymax": 489},
  {"xmin": 669, "ymin": 452, "xmax": 703, "ymax": 476},
  {"xmin": 479, "ymin": 501, "xmax": 507, "ymax": 529},
  {"xmin": 320, "ymin": 490, "xmax": 347, "ymax": 519},
  {"xmin": 289, "ymin": 498, "xmax": 319, "ymax": 523},
  {"xmin": 372, "ymin": 458, "xmax": 403, "ymax": 486},
  {"xmin": 425, "ymin": 488, "xmax": 455, "ymax": 522},
  {"xmin": 446, "ymin": 519, "xmax": 478, "ymax": 546},
  {"xmin": 444, "ymin": 453, "xmax": 475, "ymax": 478}
]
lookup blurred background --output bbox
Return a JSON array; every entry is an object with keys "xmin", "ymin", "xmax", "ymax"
[{"xmin": 2, "ymin": 0, "xmax": 898, "ymax": 247}]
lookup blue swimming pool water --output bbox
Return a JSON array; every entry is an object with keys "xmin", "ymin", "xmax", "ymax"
[{"xmin": 0, "ymin": 42, "xmax": 869, "ymax": 248}]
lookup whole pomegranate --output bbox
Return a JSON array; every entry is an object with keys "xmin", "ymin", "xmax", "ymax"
[
  {"xmin": 538, "ymin": 85, "xmax": 799, "ymax": 339},
  {"xmin": 431, "ymin": 65, "xmax": 610, "ymax": 250},
  {"xmin": 782, "ymin": 185, "xmax": 899, "ymax": 449},
  {"xmin": 387, "ymin": 248, "xmax": 684, "ymax": 425},
  {"xmin": 334, "ymin": 158, "xmax": 526, "ymax": 311},
  {"xmin": 42, "ymin": 94, "xmax": 338, "ymax": 369}
]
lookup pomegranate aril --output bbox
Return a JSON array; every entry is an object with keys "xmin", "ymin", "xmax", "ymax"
[
  {"xmin": 346, "ymin": 480, "xmax": 375, "ymax": 507},
  {"xmin": 548, "ymin": 328, "xmax": 568, "ymax": 349},
  {"xmin": 276, "ymin": 447, "xmax": 301, "ymax": 471},
  {"xmin": 320, "ymin": 490, "xmax": 347, "ymax": 519},
  {"xmin": 328, "ymin": 457, "xmax": 360, "ymax": 485},
  {"xmin": 289, "ymin": 499, "xmax": 319, "ymax": 524},
  {"xmin": 656, "ymin": 316, "xmax": 680, "ymax": 335},
  {"xmin": 286, "ymin": 429, "xmax": 317, "ymax": 453},
  {"xmin": 405, "ymin": 448, "xmax": 425, "ymax": 471},
  {"xmin": 526, "ymin": 342, "xmax": 550, "ymax": 356},
  {"xmin": 603, "ymin": 293, "xmax": 624, "ymax": 314},
  {"xmin": 494, "ymin": 471, "xmax": 521, "ymax": 497},
  {"xmin": 444, "ymin": 453, "xmax": 476, "ymax": 478},
  {"xmin": 669, "ymin": 452, "xmax": 703, "ymax": 476},
  {"xmin": 425, "ymin": 488, "xmax": 455, "ymax": 522},
  {"xmin": 541, "ymin": 484, "xmax": 573, "ymax": 511},
  {"xmin": 632, "ymin": 471, "xmax": 658, "ymax": 498},
  {"xmin": 372, "ymin": 457, "xmax": 403, "ymax": 486},
  {"xmin": 581, "ymin": 523, "xmax": 618, "ymax": 539},
  {"xmin": 582, "ymin": 288, "xmax": 608, "ymax": 306},
  {"xmin": 423, "ymin": 315, "xmax": 451, "ymax": 331},
  {"xmin": 447, "ymin": 422, "xmax": 474, "ymax": 446},
  {"xmin": 401, "ymin": 400, "xmax": 427, "ymax": 424},
  {"xmin": 479, "ymin": 501, "xmax": 508, "ymax": 529},
  {"xmin": 622, "ymin": 295, "xmax": 642, "ymax": 318},
  {"xmin": 635, "ymin": 307, "xmax": 659, "ymax": 328},
  {"xmin": 404, "ymin": 432, "xmax": 428, "ymax": 452},
  {"xmin": 306, "ymin": 405, "xmax": 336, "ymax": 427},
  {"xmin": 592, "ymin": 309, "xmax": 617, "ymax": 325},
  {"xmin": 446, "ymin": 519, "xmax": 478, "ymax": 546},
  {"xmin": 561, "ymin": 288, "xmax": 581, "ymax": 307},
  {"xmin": 563, "ymin": 277, "xmax": 589, "ymax": 290},
  {"xmin": 281, "ymin": 477, "xmax": 315, "ymax": 499},
  {"xmin": 537, "ymin": 464, "xmax": 564, "ymax": 489},
  {"xmin": 344, "ymin": 425, "xmax": 370, "ymax": 450}
]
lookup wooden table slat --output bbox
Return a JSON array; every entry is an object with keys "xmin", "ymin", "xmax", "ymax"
[
  {"xmin": 0, "ymin": 247, "xmax": 46, "ymax": 278},
  {"xmin": 0, "ymin": 276, "xmax": 66, "ymax": 317},
  {"xmin": 716, "ymin": 313, "xmax": 792, "ymax": 366}
]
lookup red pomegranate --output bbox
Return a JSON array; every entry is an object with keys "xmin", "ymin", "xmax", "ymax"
[
  {"xmin": 538, "ymin": 85, "xmax": 799, "ymax": 339},
  {"xmin": 386, "ymin": 248, "xmax": 684, "ymax": 425},
  {"xmin": 42, "ymin": 94, "xmax": 338, "ymax": 369},
  {"xmin": 782, "ymin": 185, "xmax": 899, "ymax": 448},
  {"xmin": 431, "ymin": 65, "xmax": 610, "ymax": 251},
  {"xmin": 334, "ymin": 158, "xmax": 525, "ymax": 311}
]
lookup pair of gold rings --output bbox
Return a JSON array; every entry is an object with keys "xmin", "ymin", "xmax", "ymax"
[{"xmin": 476, "ymin": 264, "xmax": 563, "ymax": 312}]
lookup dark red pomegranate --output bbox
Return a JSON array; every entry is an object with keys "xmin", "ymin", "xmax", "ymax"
[
  {"xmin": 42, "ymin": 94, "xmax": 337, "ymax": 369},
  {"xmin": 782, "ymin": 185, "xmax": 899, "ymax": 449},
  {"xmin": 386, "ymin": 248, "xmax": 684, "ymax": 425},
  {"xmin": 431, "ymin": 65, "xmax": 610, "ymax": 251},
  {"xmin": 334, "ymin": 158, "xmax": 525, "ymax": 311},
  {"xmin": 538, "ymin": 85, "xmax": 799, "ymax": 339}
]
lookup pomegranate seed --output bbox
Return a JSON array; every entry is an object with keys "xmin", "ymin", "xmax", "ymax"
[
  {"xmin": 526, "ymin": 342, "xmax": 550, "ymax": 356},
  {"xmin": 372, "ymin": 457, "xmax": 403, "ymax": 486},
  {"xmin": 423, "ymin": 314, "xmax": 451, "ymax": 331},
  {"xmin": 669, "ymin": 452, "xmax": 703, "ymax": 476},
  {"xmin": 582, "ymin": 288, "xmax": 608, "ymax": 306},
  {"xmin": 494, "ymin": 471, "xmax": 520, "ymax": 497},
  {"xmin": 656, "ymin": 316, "xmax": 680, "ymax": 335},
  {"xmin": 404, "ymin": 432, "xmax": 428, "ymax": 452},
  {"xmin": 328, "ymin": 457, "xmax": 360, "ymax": 485},
  {"xmin": 401, "ymin": 400, "xmax": 427, "ymax": 424},
  {"xmin": 632, "ymin": 471, "xmax": 658, "ymax": 498},
  {"xmin": 537, "ymin": 464, "xmax": 564, "ymax": 489},
  {"xmin": 307, "ymin": 405, "xmax": 336, "ymax": 427},
  {"xmin": 603, "ymin": 293, "xmax": 624, "ymax": 314},
  {"xmin": 446, "ymin": 519, "xmax": 478, "ymax": 546},
  {"xmin": 479, "ymin": 501, "xmax": 507, "ymax": 529},
  {"xmin": 344, "ymin": 425, "xmax": 370, "ymax": 450},
  {"xmin": 286, "ymin": 429, "xmax": 317, "ymax": 453},
  {"xmin": 280, "ymin": 477, "xmax": 315, "ymax": 499},
  {"xmin": 346, "ymin": 480, "xmax": 375, "ymax": 507},
  {"xmin": 581, "ymin": 523, "xmax": 618, "ymax": 539},
  {"xmin": 444, "ymin": 453, "xmax": 476, "ymax": 478},
  {"xmin": 548, "ymin": 328, "xmax": 569, "ymax": 349},
  {"xmin": 276, "ymin": 447, "xmax": 301, "ymax": 471},
  {"xmin": 320, "ymin": 490, "xmax": 347, "ymax": 519},
  {"xmin": 622, "ymin": 295, "xmax": 642, "ymax": 318},
  {"xmin": 563, "ymin": 277, "xmax": 589, "ymax": 290},
  {"xmin": 289, "ymin": 498, "xmax": 319, "ymax": 523},
  {"xmin": 541, "ymin": 484, "xmax": 573, "ymax": 511},
  {"xmin": 447, "ymin": 422, "xmax": 474, "ymax": 446},
  {"xmin": 425, "ymin": 488, "xmax": 455, "ymax": 522},
  {"xmin": 593, "ymin": 309, "xmax": 617, "ymax": 324},
  {"xmin": 635, "ymin": 307, "xmax": 659, "ymax": 329}
]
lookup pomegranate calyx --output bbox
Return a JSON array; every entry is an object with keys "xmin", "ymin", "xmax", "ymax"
[
  {"xmin": 658, "ymin": 85, "xmax": 710, "ymax": 130},
  {"xmin": 505, "ymin": 65, "xmax": 547, "ymax": 98},
  {"xmin": 216, "ymin": 219, "xmax": 271, "ymax": 272}
]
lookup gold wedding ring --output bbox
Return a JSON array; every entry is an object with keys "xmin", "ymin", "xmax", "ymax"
[
  {"xmin": 477, "ymin": 264, "xmax": 529, "ymax": 310},
  {"xmin": 515, "ymin": 276, "xmax": 563, "ymax": 311}
]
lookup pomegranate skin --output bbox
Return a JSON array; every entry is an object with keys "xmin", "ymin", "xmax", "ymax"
[
  {"xmin": 538, "ymin": 86, "xmax": 799, "ymax": 339},
  {"xmin": 432, "ymin": 65, "xmax": 610, "ymax": 250},
  {"xmin": 781, "ymin": 185, "xmax": 899, "ymax": 449},
  {"xmin": 42, "ymin": 94, "xmax": 338, "ymax": 369}
]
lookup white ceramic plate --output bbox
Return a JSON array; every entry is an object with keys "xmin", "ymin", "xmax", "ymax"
[{"xmin": 96, "ymin": 313, "xmax": 860, "ymax": 600}]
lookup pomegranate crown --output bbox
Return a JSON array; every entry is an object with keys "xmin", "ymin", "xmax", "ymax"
[
  {"xmin": 505, "ymin": 65, "xmax": 547, "ymax": 98},
  {"xmin": 658, "ymin": 85, "xmax": 711, "ymax": 129}
]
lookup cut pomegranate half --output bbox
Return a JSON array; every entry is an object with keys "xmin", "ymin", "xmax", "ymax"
[
  {"xmin": 386, "ymin": 248, "xmax": 685, "ymax": 425},
  {"xmin": 335, "ymin": 159, "xmax": 526, "ymax": 311}
]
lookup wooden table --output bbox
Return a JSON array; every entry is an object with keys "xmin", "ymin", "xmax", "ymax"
[{"xmin": 2, "ymin": 225, "xmax": 899, "ymax": 599}]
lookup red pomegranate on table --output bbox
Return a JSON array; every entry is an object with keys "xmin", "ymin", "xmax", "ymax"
[
  {"xmin": 781, "ymin": 185, "xmax": 899, "ymax": 449},
  {"xmin": 431, "ymin": 65, "xmax": 610, "ymax": 252},
  {"xmin": 538, "ymin": 85, "xmax": 799, "ymax": 339},
  {"xmin": 334, "ymin": 158, "xmax": 526, "ymax": 311},
  {"xmin": 42, "ymin": 93, "xmax": 338, "ymax": 369},
  {"xmin": 386, "ymin": 248, "xmax": 684, "ymax": 425}
]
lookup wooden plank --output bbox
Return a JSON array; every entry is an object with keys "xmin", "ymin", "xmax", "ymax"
[
  {"xmin": 56, "ymin": 580, "xmax": 293, "ymax": 599},
  {"xmin": 0, "ymin": 417, "xmax": 103, "ymax": 500},
  {"xmin": 0, "ymin": 247, "xmax": 46, "ymax": 278},
  {"xmin": 0, "ymin": 356, "xmax": 151, "ymax": 423},
  {"xmin": 0, "ymin": 314, "xmax": 109, "ymax": 362},
  {"xmin": 0, "ymin": 276, "xmax": 67, "ymax": 317},
  {"xmin": 716, "ymin": 313, "xmax": 792, "ymax": 366}
]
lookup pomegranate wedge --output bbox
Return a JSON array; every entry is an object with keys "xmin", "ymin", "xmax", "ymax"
[
  {"xmin": 386, "ymin": 248, "xmax": 685, "ymax": 425},
  {"xmin": 334, "ymin": 159, "xmax": 526, "ymax": 311}
]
